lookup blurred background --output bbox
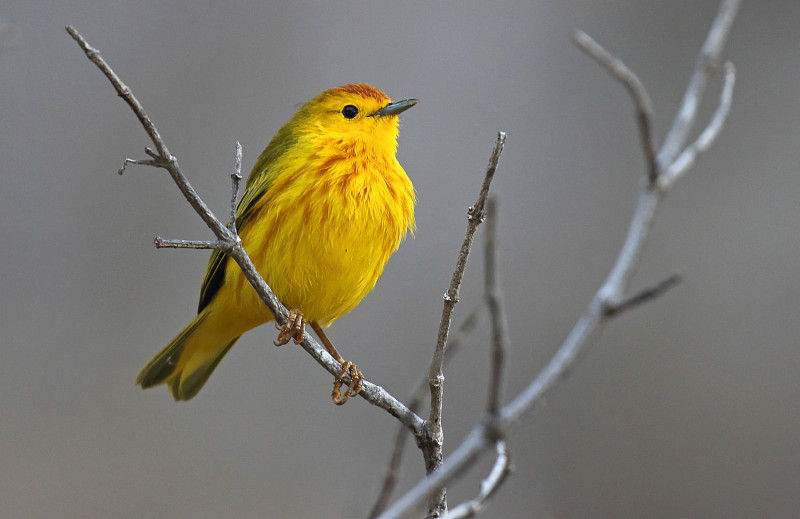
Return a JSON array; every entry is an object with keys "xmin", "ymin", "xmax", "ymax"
[{"xmin": 1, "ymin": 1, "xmax": 798, "ymax": 518}]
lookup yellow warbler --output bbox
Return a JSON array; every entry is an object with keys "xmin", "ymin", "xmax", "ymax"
[{"xmin": 136, "ymin": 83, "xmax": 416, "ymax": 401}]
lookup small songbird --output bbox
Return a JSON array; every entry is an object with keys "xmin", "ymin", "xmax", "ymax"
[{"xmin": 136, "ymin": 84, "xmax": 416, "ymax": 403}]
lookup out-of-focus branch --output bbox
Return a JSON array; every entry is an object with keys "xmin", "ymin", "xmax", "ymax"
[
  {"xmin": 66, "ymin": 25, "xmax": 425, "ymax": 438},
  {"xmin": 376, "ymin": 1, "xmax": 739, "ymax": 517},
  {"xmin": 443, "ymin": 442, "xmax": 512, "ymax": 519},
  {"xmin": 367, "ymin": 306, "xmax": 484, "ymax": 519},
  {"xmin": 483, "ymin": 196, "xmax": 508, "ymax": 417},
  {"xmin": 661, "ymin": 62, "xmax": 736, "ymax": 189},
  {"xmin": 572, "ymin": 30, "xmax": 658, "ymax": 184},
  {"xmin": 657, "ymin": 0, "xmax": 741, "ymax": 168}
]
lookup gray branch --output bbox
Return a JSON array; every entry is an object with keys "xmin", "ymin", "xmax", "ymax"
[
  {"xmin": 228, "ymin": 141, "xmax": 243, "ymax": 233},
  {"xmin": 661, "ymin": 62, "xmax": 736, "ymax": 189},
  {"xmin": 657, "ymin": 0, "xmax": 741, "ymax": 169},
  {"xmin": 483, "ymin": 196, "xmax": 508, "ymax": 417},
  {"xmin": 572, "ymin": 31, "xmax": 658, "ymax": 184},
  {"xmin": 376, "ymin": 0, "xmax": 740, "ymax": 517},
  {"xmin": 443, "ymin": 441, "xmax": 512, "ymax": 519}
]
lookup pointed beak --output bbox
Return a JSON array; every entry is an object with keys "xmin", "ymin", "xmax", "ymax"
[{"xmin": 369, "ymin": 98, "xmax": 418, "ymax": 117}]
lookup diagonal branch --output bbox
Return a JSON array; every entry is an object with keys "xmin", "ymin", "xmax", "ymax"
[
  {"xmin": 661, "ymin": 62, "xmax": 736, "ymax": 189},
  {"xmin": 443, "ymin": 441, "xmax": 512, "ymax": 519},
  {"xmin": 67, "ymin": 25, "xmax": 425, "ymax": 438},
  {"xmin": 376, "ymin": 1, "xmax": 739, "ymax": 517},
  {"xmin": 657, "ymin": 0, "xmax": 741, "ymax": 168},
  {"xmin": 572, "ymin": 30, "xmax": 658, "ymax": 185}
]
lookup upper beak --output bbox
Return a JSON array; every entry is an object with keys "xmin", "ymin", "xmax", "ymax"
[{"xmin": 369, "ymin": 98, "xmax": 418, "ymax": 117}]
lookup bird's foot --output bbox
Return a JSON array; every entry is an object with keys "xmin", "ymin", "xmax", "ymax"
[
  {"xmin": 274, "ymin": 309, "xmax": 305, "ymax": 346},
  {"xmin": 331, "ymin": 360, "xmax": 363, "ymax": 405}
]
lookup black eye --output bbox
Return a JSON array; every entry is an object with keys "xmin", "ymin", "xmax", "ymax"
[{"xmin": 342, "ymin": 105, "xmax": 358, "ymax": 119}]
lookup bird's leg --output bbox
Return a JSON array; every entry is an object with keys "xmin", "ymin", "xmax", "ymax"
[
  {"xmin": 274, "ymin": 308, "xmax": 305, "ymax": 346},
  {"xmin": 310, "ymin": 322, "xmax": 363, "ymax": 405}
]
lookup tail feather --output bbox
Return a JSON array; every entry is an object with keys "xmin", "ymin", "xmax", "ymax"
[
  {"xmin": 137, "ymin": 311, "xmax": 240, "ymax": 401},
  {"xmin": 170, "ymin": 337, "xmax": 238, "ymax": 401}
]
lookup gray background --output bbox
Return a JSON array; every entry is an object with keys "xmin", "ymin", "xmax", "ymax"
[{"xmin": 2, "ymin": 1, "xmax": 799, "ymax": 518}]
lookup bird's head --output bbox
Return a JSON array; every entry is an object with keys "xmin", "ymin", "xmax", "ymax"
[{"xmin": 292, "ymin": 83, "xmax": 417, "ymax": 156}]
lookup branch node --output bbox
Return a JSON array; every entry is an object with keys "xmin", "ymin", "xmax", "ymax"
[
  {"xmin": 466, "ymin": 205, "xmax": 486, "ymax": 223},
  {"xmin": 603, "ymin": 272, "xmax": 682, "ymax": 316},
  {"xmin": 442, "ymin": 291, "xmax": 460, "ymax": 303}
]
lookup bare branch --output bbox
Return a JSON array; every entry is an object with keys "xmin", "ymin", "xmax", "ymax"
[
  {"xmin": 483, "ymin": 196, "xmax": 508, "ymax": 416},
  {"xmin": 368, "ymin": 307, "xmax": 484, "ymax": 519},
  {"xmin": 661, "ymin": 62, "xmax": 736, "ymax": 188},
  {"xmin": 154, "ymin": 237, "xmax": 223, "ymax": 250},
  {"xmin": 603, "ymin": 271, "xmax": 682, "ymax": 317},
  {"xmin": 118, "ymin": 157, "xmax": 160, "ymax": 175},
  {"xmin": 377, "ymin": 1, "xmax": 739, "ymax": 516},
  {"xmin": 573, "ymin": 30, "xmax": 658, "ymax": 184},
  {"xmin": 228, "ymin": 141, "xmax": 243, "ymax": 232},
  {"xmin": 67, "ymin": 26, "xmax": 426, "ymax": 438},
  {"xmin": 378, "ymin": 425, "xmax": 491, "ymax": 519},
  {"xmin": 443, "ymin": 442, "xmax": 513, "ymax": 519},
  {"xmin": 657, "ymin": 0, "xmax": 741, "ymax": 168},
  {"xmin": 65, "ymin": 27, "xmax": 169, "ymax": 160},
  {"xmin": 425, "ymin": 131, "xmax": 506, "ymax": 516}
]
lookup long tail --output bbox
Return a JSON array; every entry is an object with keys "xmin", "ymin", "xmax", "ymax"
[{"xmin": 136, "ymin": 310, "xmax": 239, "ymax": 401}]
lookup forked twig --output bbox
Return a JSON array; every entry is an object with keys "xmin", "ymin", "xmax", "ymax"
[{"xmin": 443, "ymin": 442, "xmax": 513, "ymax": 519}]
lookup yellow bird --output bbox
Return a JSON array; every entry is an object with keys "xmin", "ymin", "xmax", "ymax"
[{"xmin": 136, "ymin": 83, "xmax": 416, "ymax": 402}]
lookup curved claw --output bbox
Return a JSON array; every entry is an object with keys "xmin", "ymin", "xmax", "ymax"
[
  {"xmin": 332, "ymin": 361, "xmax": 363, "ymax": 405},
  {"xmin": 274, "ymin": 309, "xmax": 305, "ymax": 346}
]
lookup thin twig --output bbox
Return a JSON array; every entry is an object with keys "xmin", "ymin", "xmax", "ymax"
[
  {"xmin": 603, "ymin": 272, "xmax": 682, "ymax": 317},
  {"xmin": 443, "ymin": 442, "xmax": 513, "ymax": 519},
  {"xmin": 424, "ymin": 131, "xmax": 506, "ymax": 517},
  {"xmin": 154, "ymin": 237, "xmax": 223, "ymax": 250},
  {"xmin": 228, "ymin": 141, "xmax": 243, "ymax": 232},
  {"xmin": 661, "ymin": 62, "xmax": 736, "ymax": 188},
  {"xmin": 367, "ymin": 307, "xmax": 484, "ymax": 519},
  {"xmin": 657, "ymin": 0, "xmax": 741, "ymax": 168},
  {"xmin": 376, "ymin": 1, "xmax": 739, "ymax": 516},
  {"xmin": 118, "ymin": 157, "xmax": 159, "ymax": 175},
  {"xmin": 67, "ymin": 25, "xmax": 426, "ymax": 438},
  {"xmin": 483, "ymin": 196, "xmax": 508, "ymax": 417},
  {"xmin": 573, "ymin": 31, "xmax": 659, "ymax": 185}
]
